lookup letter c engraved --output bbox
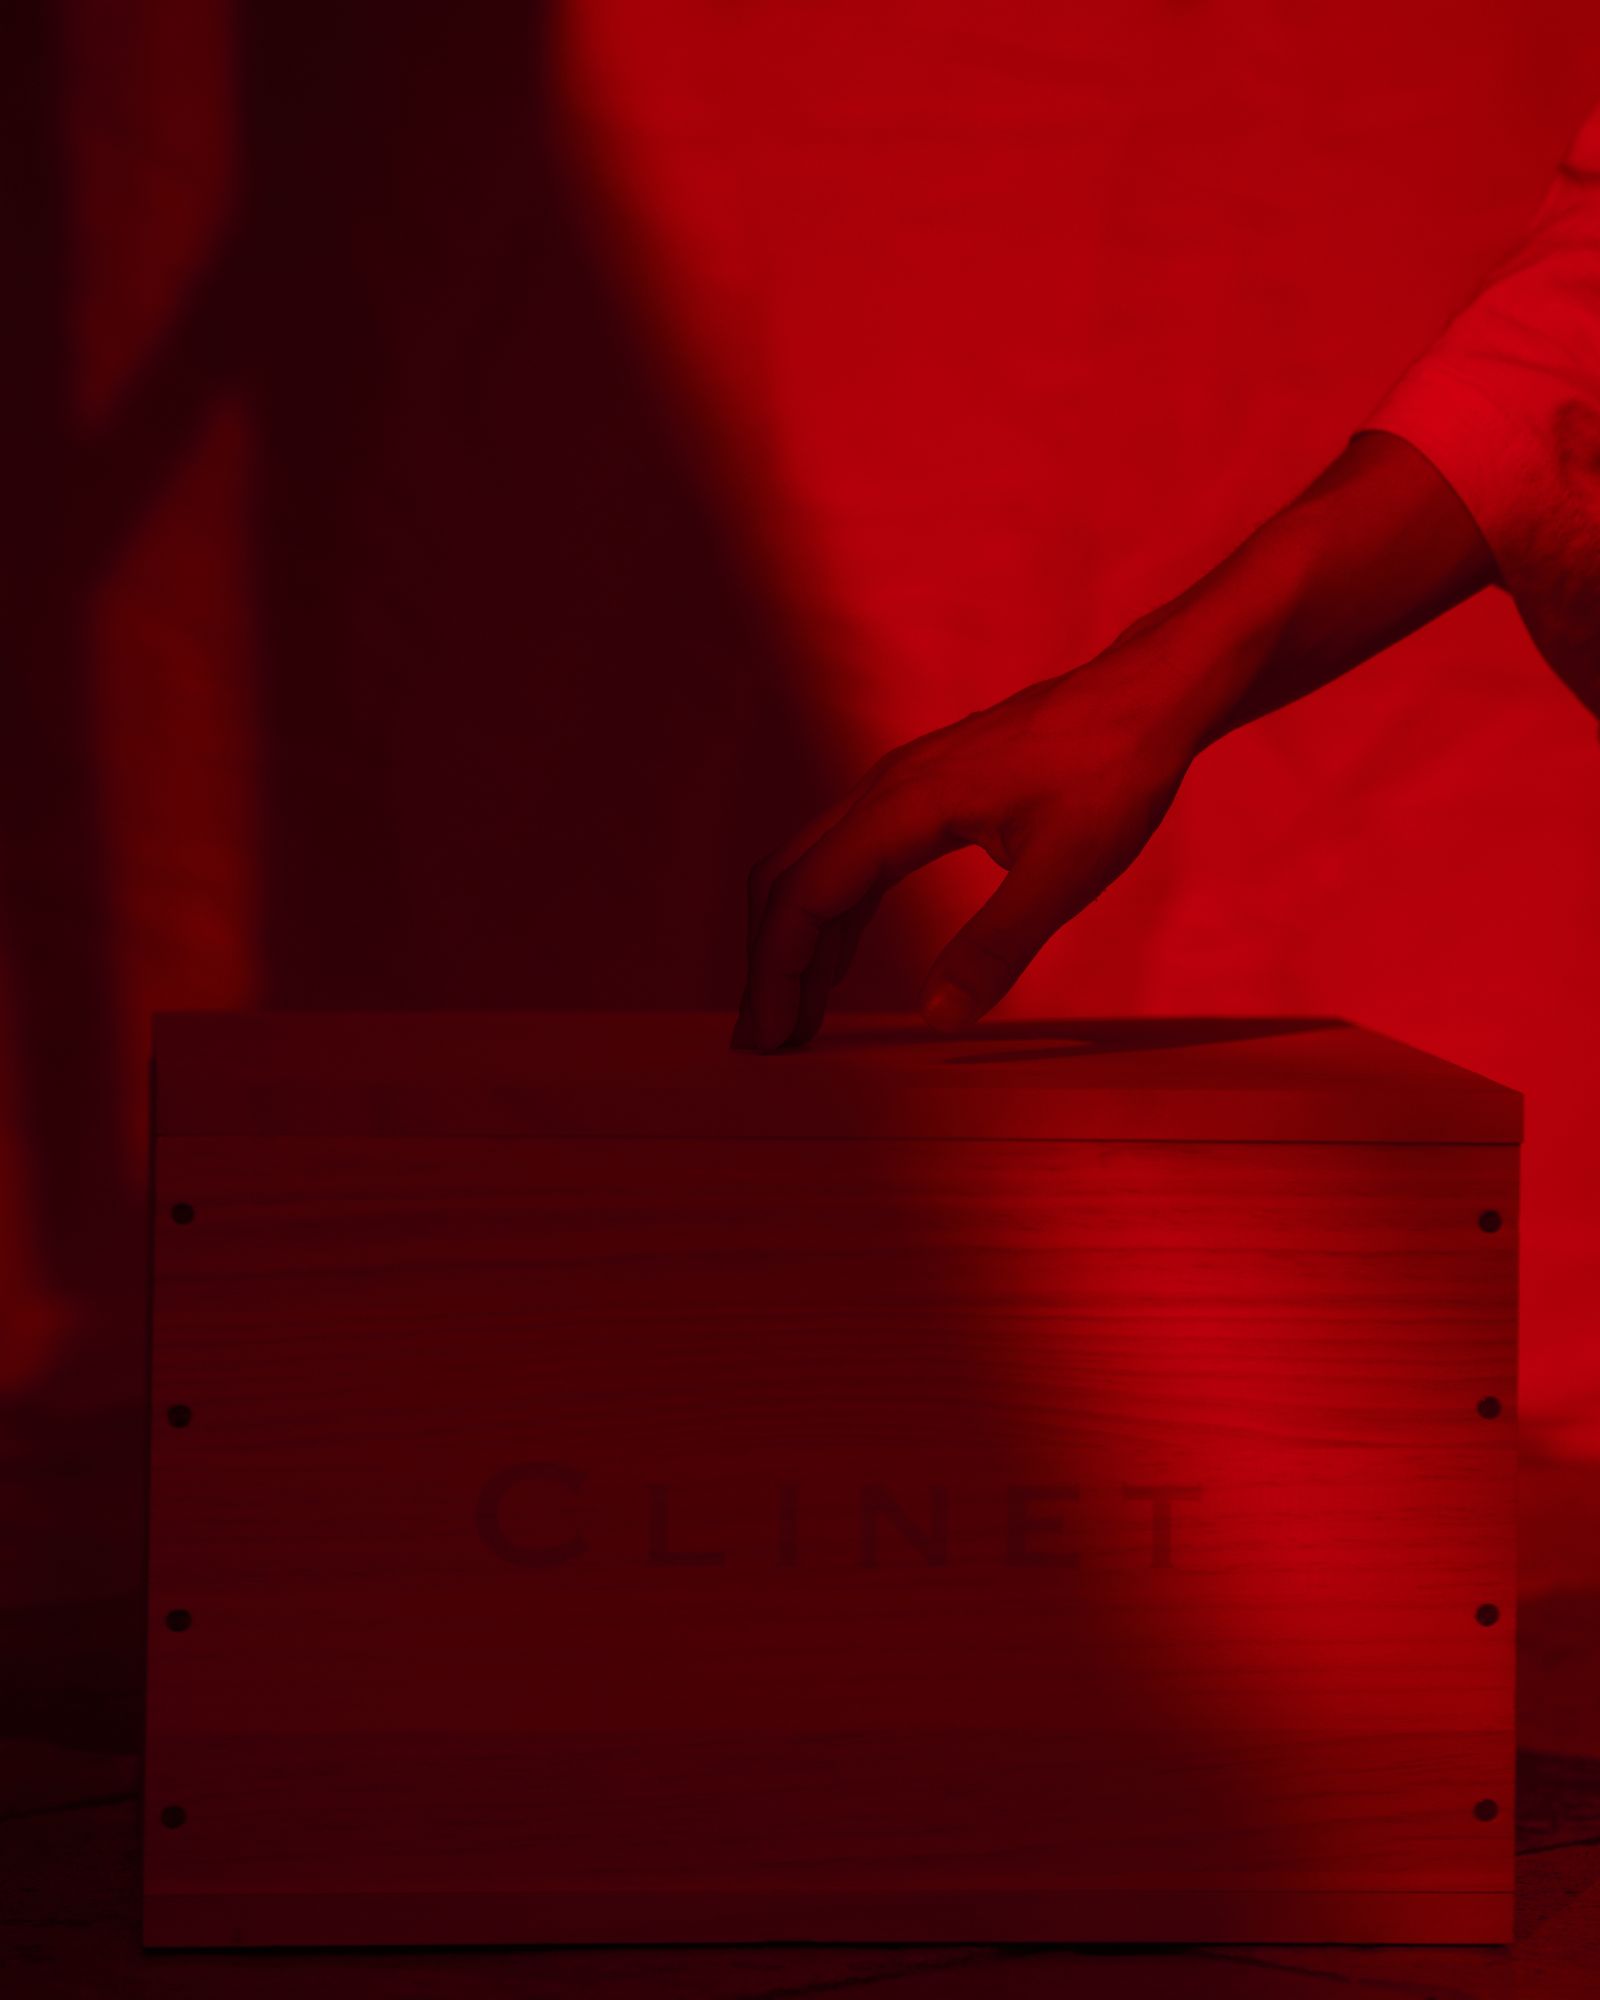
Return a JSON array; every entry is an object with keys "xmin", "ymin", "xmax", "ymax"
[{"xmin": 476, "ymin": 1462, "xmax": 586, "ymax": 1567}]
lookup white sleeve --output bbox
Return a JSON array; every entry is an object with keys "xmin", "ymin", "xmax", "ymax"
[{"xmin": 1363, "ymin": 102, "xmax": 1600, "ymax": 711}]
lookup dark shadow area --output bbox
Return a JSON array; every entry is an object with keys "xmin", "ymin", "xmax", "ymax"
[
  {"xmin": 0, "ymin": 6, "xmax": 140, "ymax": 1376},
  {"xmin": 2, "ymin": 0, "xmax": 854, "ymax": 1772},
  {"xmin": 238, "ymin": 0, "xmax": 835, "ymax": 1010},
  {"xmin": 0, "ymin": 1, "xmax": 151, "ymax": 1771}
]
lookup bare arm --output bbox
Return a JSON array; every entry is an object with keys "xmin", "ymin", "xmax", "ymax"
[{"xmin": 737, "ymin": 430, "xmax": 1493, "ymax": 1051}]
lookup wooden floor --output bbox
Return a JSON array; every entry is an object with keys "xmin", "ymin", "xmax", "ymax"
[{"xmin": 7, "ymin": 1452, "xmax": 1599, "ymax": 1998}]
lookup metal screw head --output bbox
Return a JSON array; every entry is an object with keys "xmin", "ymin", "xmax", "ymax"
[
  {"xmin": 1477, "ymin": 1210, "xmax": 1502, "ymax": 1234},
  {"xmin": 1475, "ymin": 1603, "xmax": 1500, "ymax": 1627},
  {"xmin": 1477, "ymin": 1396, "xmax": 1502, "ymax": 1420},
  {"xmin": 170, "ymin": 1202, "xmax": 196, "ymax": 1226},
  {"xmin": 159, "ymin": 1805, "xmax": 187, "ymax": 1829},
  {"xmin": 1473, "ymin": 1799, "xmax": 1499, "ymax": 1822},
  {"xmin": 165, "ymin": 1609, "xmax": 192, "ymax": 1632},
  {"xmin": 166, "ymin": 1404, "xmax": 192, "ymax": 1429}
]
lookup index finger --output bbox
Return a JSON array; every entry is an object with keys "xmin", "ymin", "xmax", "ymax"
[
  {"xmin": 746, "ymin": 793, "xmax": 953, "ymax": 1052},
  {"xmin": 734, "ymin": 783, "xmax": 871, "ymax": 1048}
]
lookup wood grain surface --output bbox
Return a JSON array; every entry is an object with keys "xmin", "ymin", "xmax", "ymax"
[
  {"xmin": 150, "ymin": 1013, "xmax": 1523, "ymax": 1144},
  {"xmin": 145, "ymin": 1112, "xmax": 1517, "ymax": 1946}
]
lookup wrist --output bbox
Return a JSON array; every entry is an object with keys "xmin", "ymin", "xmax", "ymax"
[{"xmin": 1095, "ymin": 521, "xmax": 1315, "ymax": 761}]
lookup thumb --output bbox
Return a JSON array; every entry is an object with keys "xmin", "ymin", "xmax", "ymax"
[{"xmin": 918, "ymin": 855, "xmax": 1078, "ymax": 1030}]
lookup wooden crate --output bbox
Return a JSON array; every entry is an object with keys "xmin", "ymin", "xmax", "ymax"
[{"xmin": 143, "ymin": 1013, "xmax": 1518, "ymax": 1947}]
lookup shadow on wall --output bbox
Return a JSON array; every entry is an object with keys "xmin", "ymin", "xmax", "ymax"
[
  {"xmin": 0, "ymin": 0, "xmax": 845, "ymax": 1769},
  {"xmin": 243, "ymin": 0, "xmax": 832, "ymax": 1008}
]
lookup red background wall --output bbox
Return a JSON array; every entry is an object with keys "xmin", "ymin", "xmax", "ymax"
[{"xmin": 5, "ymin": 0, "xmax": 1600, "ymax": 1778}]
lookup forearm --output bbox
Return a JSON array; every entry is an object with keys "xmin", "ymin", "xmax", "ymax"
[{"xmin": 1109, "ymin": 431, "xmax": 1497, "ymax": 757}]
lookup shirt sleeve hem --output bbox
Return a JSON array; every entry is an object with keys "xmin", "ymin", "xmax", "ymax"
[{"xmin": 1357, "ymin": 357, "xmax": 1560, "ymax": 586}]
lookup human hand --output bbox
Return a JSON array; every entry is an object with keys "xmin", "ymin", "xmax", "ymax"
[
  {"xmin": 734, "ymin": 641, "xmax": 1199, "ymax": 1051},
  {"xmin": 733, "ymin": 433, "xmax": 1503, "ymax": 1053}
]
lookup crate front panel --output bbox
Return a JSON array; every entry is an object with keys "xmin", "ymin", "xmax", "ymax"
[{"xmin": 145, "ymin": 1136, "xmax": 1516, "ymax": 1941}]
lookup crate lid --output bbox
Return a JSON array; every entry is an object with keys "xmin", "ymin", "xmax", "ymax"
[{"xmin": 153, "ymin": 1012, "xmax": 1521, "ymax": 1144}]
